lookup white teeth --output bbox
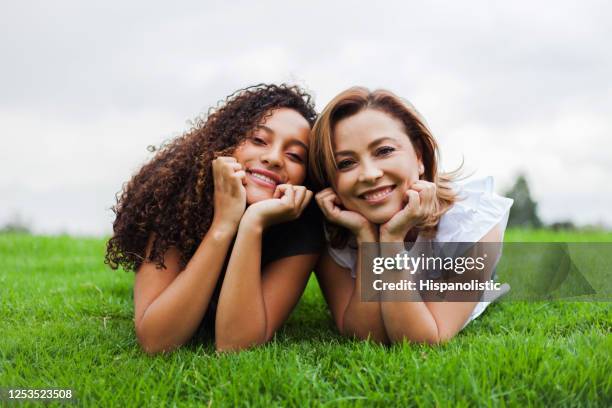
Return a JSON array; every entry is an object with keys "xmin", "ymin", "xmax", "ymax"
[
  {"xmin": 250, "ymin": 172, "xmax": 276, "ymax": 185},
  {"xmin": 363, "ymin": 187, "xmax": 393, "ymax": 201}
]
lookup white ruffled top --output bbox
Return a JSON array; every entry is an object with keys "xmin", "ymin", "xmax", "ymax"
[{"xmin": 325, "ymin": 176, "xmax": 514, "ymax": 330}]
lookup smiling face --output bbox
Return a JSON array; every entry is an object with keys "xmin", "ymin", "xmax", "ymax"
[
  {"xmin": 233, "ymin": 108, "xmax": 311, "ymax": 204},
  {"xmin": 333, "ymin": 108, "xmax": 424, "ymax": 224}
]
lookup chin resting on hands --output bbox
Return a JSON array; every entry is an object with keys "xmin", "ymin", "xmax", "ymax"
[
  {"xmin": 243, "ymin": 184, "xmax": 313, "ymax": 229},
  {"xmin": 380, "ymin": 180, "xmax": 439, "ymax": 241},
  {"xmin": 315, "ymin": 188, "xmax": 377, "ymax": 242}
]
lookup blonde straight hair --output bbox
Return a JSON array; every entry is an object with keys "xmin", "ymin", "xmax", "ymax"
[{"xmin": 309, "ymin": 87, "xmax": 460, "ymax": 248}]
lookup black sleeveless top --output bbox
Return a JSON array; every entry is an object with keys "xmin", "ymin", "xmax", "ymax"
[{"xmin": 192, "ymin": 200, "xmax": 324, "ymax": 340}]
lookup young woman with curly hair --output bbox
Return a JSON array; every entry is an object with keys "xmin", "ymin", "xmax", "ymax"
[
  {"xmin": 309, "ymin": 87, "xmax": 512, "ymax": 345},
  {"xmin": 105, "ymin": 84, "xmax": 323, "ymax": 353}
]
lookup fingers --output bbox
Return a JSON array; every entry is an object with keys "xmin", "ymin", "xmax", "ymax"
[
  {"xmin": 410, "ymin": 181, "xmax": 434, "ymax": 196},
  {"xmin": 315, "ymin": 188, "xmax": 333, "ymax": 208},
  {"xmin": 227, "ymin": 163, "xmax": 244, "ymax": 188},
  {"xmin": 315, "ymin": 187, "xmax": 335, "ymax": 202},
  {"xmin": 273, "ymin": 184, "xmax": 285, "ymax": 199},
  {"xmin": 214, "ymin": 156, "xmax": 237, "ymax": 163},
  {"xmin": 270, "ymin": 184, "xmax": 311, "ymax": 219},
  {"xmin": 406, "ymin": 189, "xmax": 420, "ymax": 210},
  {"xmin": 316, "ymin": 189, "xmax": 342, "ymax": 221},
  {"xmin": 273, "ymin": 184, "xmax": 290, "ymax": 199},
  {"xmin": 293, "ymin": 186, "xmax": 307, "ymax": 209},
  {"xmin": 213, "ymin": 157, "xmax": 243, "ymax": 178},
  {"xmin": 409, "ymin": 180, "xmax": 430, "ymax": 191},
  {"xmin": 229, "ymin": 162, "xmax": 243, "ymax": 171},
  {"xmin": 283, "ymin": 184, "xmax": 295, "ymax": 205},
  {"xmin": 274, "ymin": 184, "xmax": 295, "ymax": 205},
  {"xmin": 410, "ymin": 180, "xmax": 438, "ymax": 219},
  {"xmin": 410, "ymin": 180, "xmax": 436, "ymax": 203},
  {"xmin": 212, "ymin": 156, "xmax": 238, "ymax": 173},
  {"xmin": 392, "ymin": 189, "xmax": 420, "ymax": 222},
  {"xmin": 212, "ymin": 157, "xmax": 246, "ymax": 195},
  {"xmin": 315, "ymin": 188, "xmax": 342, "ymax": 210}
]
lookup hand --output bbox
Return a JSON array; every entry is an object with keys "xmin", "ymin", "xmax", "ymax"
[
  {"xmin": 315, "ymin": 188, "xmax": 377, "ymax": 242},
  {"xmin": 242, "ymin": 184, "xmax": 313, "ymax": 229},
  {"xmin": 380, "ymin": 180, "xmax": 438, "ymax": 242},
  {"xmin": 211, "ymin": 157, "xmax": 247, "ymax": 231}
]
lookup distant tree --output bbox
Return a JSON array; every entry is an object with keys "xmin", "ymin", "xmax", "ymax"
[
  {"xmin": 504, "ymin": 174, "xmax": 543, "ymax": 228},
  {"xmin": 0, "ymin": 212, "xmax": 31, "ymax": 234},
  {"xmin": 550, "ymin": 221, "xmax": 576, "ymax": 231}
]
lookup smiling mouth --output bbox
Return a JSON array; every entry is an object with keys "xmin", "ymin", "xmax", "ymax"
[
  {"xmin": 246, "ymin": 170, "xmax": 280, "ymax": 188},
  {"xmin": 359, "ymin": 185, "xmax": 396, "ymax": 203}
]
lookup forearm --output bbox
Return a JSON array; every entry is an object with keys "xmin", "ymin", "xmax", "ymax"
[
  {"xmin": 377, "ymin": 239, "xmax": 441, "ymax": 344},
  {"xmin": 214, "ymin": 220, "xmax": 267, "ymax": 351},
  {"xmin": 342, "ymin": 232, "xmax": 388, "ymax": 343},
  {"xmin": 136, "ymin": 223, "xmax": 235, "ymax": 353},
  {"xmin": 342, "ymin": 283, "xmax": 388, "ymax": 343}
]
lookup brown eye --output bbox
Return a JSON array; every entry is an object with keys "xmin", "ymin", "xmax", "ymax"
[
  {"xmin": 375, "ymin": 146, "xmax": 395, "ymax": 156},
  {"xmin": 250, "ymin": 136, "xmax": 266, "ymax": 145},
  {"xmin": 287, "ymin": 152, "xmax": 304, "ymax": 163},
  {"xmin": 337, "ymin": 159, "xmax": 355, "ymax": 170}
]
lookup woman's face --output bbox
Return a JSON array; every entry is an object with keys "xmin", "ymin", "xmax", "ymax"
[
  {"xmin": 233, "ymin": 108, "xmax": 311, "ymax": 204},
  {"xmin": 332, "ymin": 108, "xmax": 424, "ymax": 224}
]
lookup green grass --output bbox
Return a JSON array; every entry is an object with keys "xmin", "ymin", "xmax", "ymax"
[{"xmin": 1, "ymin": 230, "xmax": 611, "ymax": 407}]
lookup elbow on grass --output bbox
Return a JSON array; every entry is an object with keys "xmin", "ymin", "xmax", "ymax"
[
  {"xmin": 342, "ymin": 325, "xmax": 388, "ymax": 345},
  {"xmin": 215, "ymin": 332, "xmax": 268, "ymax": 353},
  {"xmin": 214, "ymin": 341, "xmax": 244, "ymax": 353},
  {"xmin": 214, "ymin": 338, "xmax": 262, "ymax": 353},
  {"xmin": 137, "ymin": 334, "xmax": 171, "ymax": 355},
  {"xmin": 140, "ymin": 343, "xmax": 165, "ymax": 356},
  {"xmin": 135, "ymin": 326, "xmax": 180, "ymax": 355},
  {"xmin": 214, "ymin": 322, "xmax": 269, "ymax": 353},
  {"xmin": 388, "ymin": 330, "xmax": 455, "ymax": 346}
]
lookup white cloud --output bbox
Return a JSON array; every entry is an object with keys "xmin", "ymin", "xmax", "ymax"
[{"xmin": 1, "ymin": 0, "xmax": 611, "ymax": 234}]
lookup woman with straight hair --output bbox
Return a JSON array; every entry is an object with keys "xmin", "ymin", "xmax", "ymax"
[{"xmin": 309, "ymin": 87, "xmax": 512, "ymax": 345}]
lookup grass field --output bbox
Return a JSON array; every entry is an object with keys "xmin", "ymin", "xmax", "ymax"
[{"xmin": 1, "ymin": 230, "xmax": 611, "ymax": 407}]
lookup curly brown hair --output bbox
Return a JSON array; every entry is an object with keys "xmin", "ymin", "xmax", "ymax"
[{"xmin": 105, "ymin": 83, "xmax": 317, "ymax": 272}]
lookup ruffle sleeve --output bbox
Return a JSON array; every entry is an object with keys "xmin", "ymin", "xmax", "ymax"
[{"xmin": 436, "ymin": 176, "xmax": 513, "ymax": 243}]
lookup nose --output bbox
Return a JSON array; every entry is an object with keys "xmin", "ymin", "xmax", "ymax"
[
  {"xmin": 260, "ymin": 144, "xmax": 283, "ymax": 168},
  {"xmin": 358, "ymin": 159, "xmax": 383, "ymax": 183}
]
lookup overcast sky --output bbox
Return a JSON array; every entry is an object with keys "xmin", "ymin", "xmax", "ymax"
[{"xmin": 1, "ymin": 0, "xmax": 611, "ymax": 236}]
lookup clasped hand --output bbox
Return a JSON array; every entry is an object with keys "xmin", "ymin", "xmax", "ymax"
[
  {"xmin": 211, "ymin": 157, "xmax": 313, "ymax": 231},
  {"xmin": 315, "ymin": 180, "xmax": 438, "ymax": 242},
  {"xmin": 379, "ymin": 180, "xmax": 438, "ymax": 242},
  {"xmin": 244, "ymin": 184, "xmax": 313, "ymax": 229},
  {"xmin": 212, "ymin": 157, "xmax": 247, "ymax": 230},
  {"xmin": 315, "ymin": 188, "xmax": 377, "ymax": 242}
]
